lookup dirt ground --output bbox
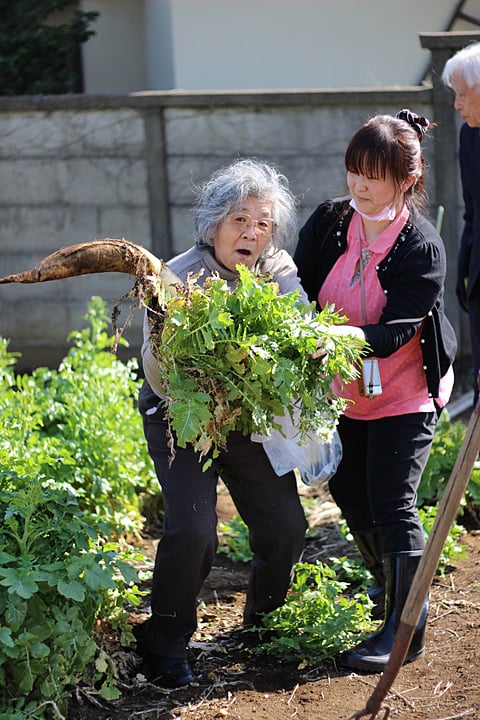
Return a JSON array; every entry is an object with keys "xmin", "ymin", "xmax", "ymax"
[{"xmin": 67, "ymin": 478, "xmax": 480, "ymax": 720}]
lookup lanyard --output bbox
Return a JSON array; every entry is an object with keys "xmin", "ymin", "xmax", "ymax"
[{"xmin": 358, "ymin": 219, "xmax": 368, "ymax": 324}]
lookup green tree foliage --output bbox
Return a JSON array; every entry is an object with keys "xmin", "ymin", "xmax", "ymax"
[{"xmin": 0, "ymin": 1, "xmax": 99, "ymax": 95}]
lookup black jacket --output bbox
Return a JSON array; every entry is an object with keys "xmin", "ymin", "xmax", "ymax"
[
  {"xmin": 458, "ymin": 123, "xmax": 480, "ymax": 308},
  {"xmin": 294, "ymin": 200, "xmax": 457, "ymax": 399}
]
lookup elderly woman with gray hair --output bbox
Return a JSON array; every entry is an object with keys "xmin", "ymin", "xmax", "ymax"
[{"xmin": 136, "ymin": 158, "xmax": 308, "ymax": 688}]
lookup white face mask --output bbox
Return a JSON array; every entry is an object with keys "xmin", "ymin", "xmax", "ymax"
[{"xmin": 349, "ymin": 198, "xmax": 397, "ymax": 222}]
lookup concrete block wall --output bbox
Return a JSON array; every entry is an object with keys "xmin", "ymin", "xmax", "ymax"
[
  {"xmin": 0, "ymin": 88, "xmax": 444, "ymax": 372},
  {"xmin": 0, "ymin": 104, "xmax": 151, "ymax": 369}
]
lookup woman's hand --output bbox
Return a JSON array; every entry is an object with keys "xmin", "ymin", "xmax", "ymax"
[{"xmin": 311, "ymin": 324, "xmax": 366, "ymax": 361}]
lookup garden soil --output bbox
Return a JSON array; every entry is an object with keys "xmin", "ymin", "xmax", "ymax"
[{"xmin": 69, "ymin": 482, "xmax": 480, "ymax": 720}]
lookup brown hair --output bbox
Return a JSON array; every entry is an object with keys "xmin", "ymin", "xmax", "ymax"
[{"xmin": 344, "ymin": 110, "xmax": 430, "ymax": 213}]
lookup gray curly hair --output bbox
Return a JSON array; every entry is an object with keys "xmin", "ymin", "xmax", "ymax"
[{"xmin": 193, "ymin": 158, "xmax": 298, "ymax": 252}]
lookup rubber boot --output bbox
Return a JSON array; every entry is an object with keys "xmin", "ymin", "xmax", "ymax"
[
  {"xmin": 341, "ymin": 551, "xmax": 429, "ymax": 673},
  {"xmin": 352, "ymin": 530, "xmax": 385, "ymax": 620}
]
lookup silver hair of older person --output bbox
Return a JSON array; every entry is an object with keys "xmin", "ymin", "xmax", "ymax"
[
  {"xmin": 442, "ymin": 41, "xmax": 480, "ymax": 88},
  {"xmin": 193, "ymin": 158, "xmax": 298, "ymax": 253}
]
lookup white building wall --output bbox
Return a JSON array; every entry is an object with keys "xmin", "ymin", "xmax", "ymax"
[
  {"xmin": 169, "ymin": 0, "xmax": 453, "ymax": 90},
  {"xmin": 80, "ymin": 0, "xmax": 480, "ymax": 94},
  {"xmin": 144, "ymin": 0, "xmax": 175, "ymax": 89},
  {"xmin": 81, "ymin": 0, "xmax": 146, "ymax": 93}
]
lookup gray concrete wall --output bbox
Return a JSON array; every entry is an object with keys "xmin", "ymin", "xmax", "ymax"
[{"xmin": 0, "ymin": 85, "xmax": 459, "ymax": 373}]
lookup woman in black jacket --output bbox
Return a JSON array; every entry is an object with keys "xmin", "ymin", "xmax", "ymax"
[{"xmin": 294, "ymin": 110, "xmax": 457, "ymax": 672}]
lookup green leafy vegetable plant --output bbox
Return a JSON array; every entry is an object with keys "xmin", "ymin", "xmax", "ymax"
[
  {"xmin": 0, "ymin": 479, "xmax": 141, "ymax": 718},
  {"xmin": 329, "ymin": 554, "xmax": 373, "ymax": 595},
  {"xmin": 0, "ymin": 297, "xmax": 158, "ymax": 540},
  {"xmin": 417, "ymin": 412, "xmax": 480, "ymax": 523},
  {"xmin": 419, "ymin": 505, "xmax": 466, "ymax": 573},
  {"xmin": 149, "ymin": 265, "xmax": 364, "ymax": 464},
  {"xmin": 251, "ymin": 561, "xmax": 374, "ymax": 665},
  {"xmin": 218, "ymin": 515, "xmax": 375, "ymax": 666},
  {"xmin": 218, "ymin": 516, "xmax": 252, "ymax": 563},
  {"xmin": 417, "ymin": 414, "xmax": 468, "ymax": 507},
  {"xmin": 0, "ymin": 300, "xmax": 156, "ymax": 718}
]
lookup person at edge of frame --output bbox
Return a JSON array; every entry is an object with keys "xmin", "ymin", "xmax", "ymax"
[
  {"xmin": 135, "ymin": 158, "xmax": 309, "ymax": 687},
  {"xmin": 442, "ymin": 42, "xmax": 480, "ymax": 407},
  {"xmin": 293, "ymin": 109, "xmax": 457, "ymax": 673}
]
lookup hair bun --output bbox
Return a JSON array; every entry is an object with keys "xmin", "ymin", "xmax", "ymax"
[{"xmin": 396, "ymin": 108, "xmax": 430, "ymax": 141}]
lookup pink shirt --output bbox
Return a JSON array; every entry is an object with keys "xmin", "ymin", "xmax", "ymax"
[{"xmin": 319, "ymin": 207, "xmax": 453, "ymax": 420}]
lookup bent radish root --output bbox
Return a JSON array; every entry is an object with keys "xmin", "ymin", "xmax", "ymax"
[
  {"xmin": 0, "ymin": 238, "xmax": 182, "ymax": 350},
  {"xmin": 0, "ymin": 238, "xmax": 180, "ymax": 293}
]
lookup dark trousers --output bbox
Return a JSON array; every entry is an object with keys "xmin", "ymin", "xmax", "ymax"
[
  {"xmin": 467, "ymin": 284, "xmax": 480, "ymax": 404},
  {"xmin": 328, "ymin": 411, "xmax": 437, "ymax": 554},
  {"xmin": 141, "ymin": 410, "xmax": 307, "ymax": 658}
]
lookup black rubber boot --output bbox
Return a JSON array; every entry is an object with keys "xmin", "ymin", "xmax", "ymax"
[
  {"xmin": 352, "ymin": 530, "xmax": 385, "ymax": 620},
  {"xmin": 341, "ymin": 551, "xmax": 429, "ymax": 673}
]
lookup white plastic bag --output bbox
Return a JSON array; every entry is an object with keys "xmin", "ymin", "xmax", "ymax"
[{"xmin": 251, "ymin": 411, "xmax": 342, "ymax": 486}]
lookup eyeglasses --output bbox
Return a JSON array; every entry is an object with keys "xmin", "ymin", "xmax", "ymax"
[{"xmin": 225, "ymin": 212, "xmax": 277, "ymax": 237}]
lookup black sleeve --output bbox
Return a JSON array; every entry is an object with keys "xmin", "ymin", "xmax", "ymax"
[
  {"xmin": 362, "ymin": 227, "xmax": 447, "ymax": 357},
  {"xmin": 361, "ymin": 322, "xmax": 419, "ymax": 358},
  {"xmin": 294, "ymin": 205, "xmax": 325, "ymax": 303},
  {"xmin": 457, "ymin": 126, "xmax": 473, "ymax": 311},
  {"xmin": 294, "ymin": 200, "xmax": 349, "ymax": 304}
]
